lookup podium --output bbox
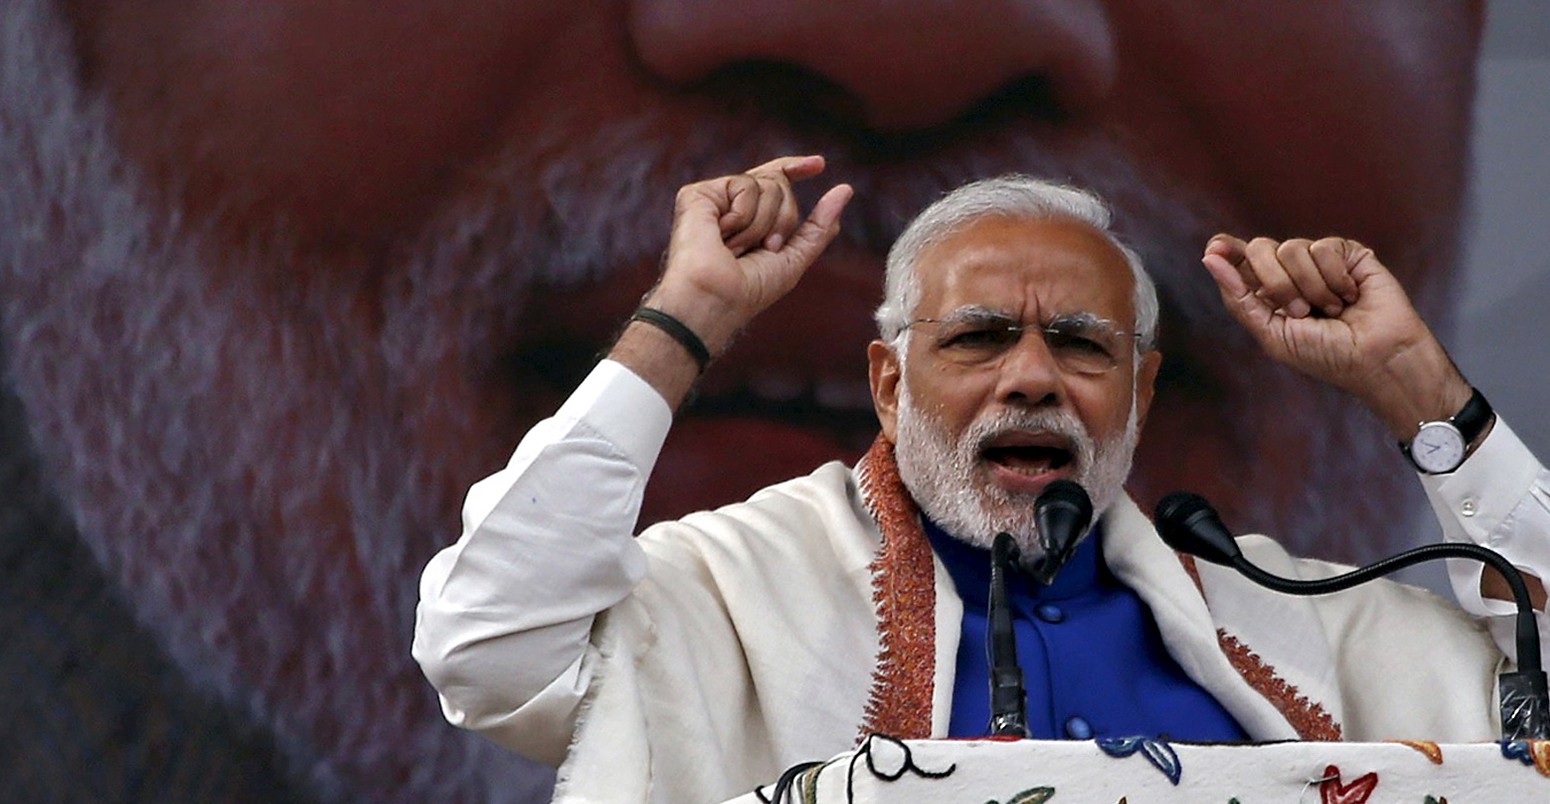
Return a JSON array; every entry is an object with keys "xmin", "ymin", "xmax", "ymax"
[{"xmin": 724, "ymin": 735, "xmax": 1550, "ymax": 803}]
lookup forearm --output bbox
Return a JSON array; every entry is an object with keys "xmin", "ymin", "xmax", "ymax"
[
  {"xmin": 412, "ymin": 360, "xmax": 669, "ymax": 741},
  {"xmin": 609, "ymin": 307, "xmax": 724, "ymax": 412},
  {"xmin": 413, "ymin": 155, "xmax": 847, "ymax": 755},
  {"xmin": 1351, "ymin": 332, "xmax": 1474, "ymax": 443}
]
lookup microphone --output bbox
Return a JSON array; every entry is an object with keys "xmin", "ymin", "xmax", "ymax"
[
  {"xmin": 1155, "ymin": 491, "xmax": 1550, "ymax": 740},
  {"xmin": 987, "ymin": 481, "xmax": 1094, "ymax": 737},
  {"xmin": 1031, "ymin": 479, "xmax": 1094, "ymax": 585}
]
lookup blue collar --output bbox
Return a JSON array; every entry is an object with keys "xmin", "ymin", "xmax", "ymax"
[{"xmin": 922, "ymin": 514, "xmax": 1251, "ymax": 742}]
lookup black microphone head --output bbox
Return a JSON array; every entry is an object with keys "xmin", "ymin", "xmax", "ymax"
[
  {"xmin": 1031, "ymin": 480, "xmax": 1092, "ymax": 584},
  {"xmin": 1154, "ymin": 492, "xmax": 1243, "ymax": 565},
  {"xmin": 1036, "ymin": 479, "xmax": 1092, "ymax": 518}
]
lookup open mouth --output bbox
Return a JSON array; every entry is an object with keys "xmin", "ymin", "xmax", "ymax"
[
  {"xmin": 981, "ymin": 443, "xmax": 1075, "ymax": 475},
  {"xmin": 641, "ymin": 373, "xmax": 880, "ymax": 520},
  {"xmin": 978, "ymin": 430, "xmax": 1079, "ymax": 492},
  {"xmin": 688, "ymin": 380, "xmax": 880, "ymax": 445}
]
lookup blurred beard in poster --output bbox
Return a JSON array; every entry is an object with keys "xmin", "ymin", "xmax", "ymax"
[{"xmin": 0, "ymin": 0, "xmax": 1477, "ymax": 799}]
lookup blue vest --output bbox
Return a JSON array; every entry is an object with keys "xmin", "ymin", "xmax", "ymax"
[{"xmin": 923, "ymin": 519, "xmax": 1248, "ymax": 741}]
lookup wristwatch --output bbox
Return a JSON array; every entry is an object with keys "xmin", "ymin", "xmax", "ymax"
[{"xmin": 1400, "ymin": 387, "xmax": 1494, "ymax": 474}]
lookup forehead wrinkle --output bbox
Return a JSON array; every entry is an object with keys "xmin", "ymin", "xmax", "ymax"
[{"xmin": 925, "ymin": 264, "xmax": 1134, "ymax": 333}]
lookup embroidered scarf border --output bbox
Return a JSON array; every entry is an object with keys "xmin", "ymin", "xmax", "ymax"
[
  {"xmin": 855, "ymin": 435, "xmax": 936, "ymax": 740},
  {"xmin": 1178, "ymin": 554, "xmax": 1343, "ymax": 741}
]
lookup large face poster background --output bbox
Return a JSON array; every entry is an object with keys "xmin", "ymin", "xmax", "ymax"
[{"xmin": 1, "ymin": 1, "xmax": 1543, "ymax": 801}]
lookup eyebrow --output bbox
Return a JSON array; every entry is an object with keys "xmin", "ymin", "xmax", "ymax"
[
  {"xmin": 932, "ymin": 306, "xmax": 1112, "ymax": 328},
  {"xmin": 930, "ymin": 305, "xmax": 1017, "ymax": 325},
  {"xmin": 1046, "ymin": 310, "xmax": 1112, "ymax": 329}
]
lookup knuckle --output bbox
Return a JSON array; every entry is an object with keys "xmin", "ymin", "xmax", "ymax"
[
  {"xmin": 674, "ymin": 184, "xmax": 700, "ymax": 206},
  {"xmin": 1309, "ymin": 237, "xmax": 1342, "ymax": 257},
  {"xmin": 1275, "ymin": 239, "xmax": 1310, "ymax": 259}
]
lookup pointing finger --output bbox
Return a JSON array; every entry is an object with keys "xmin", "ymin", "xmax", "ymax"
[{"xmin": 748, "ymin": 154, "xmax": 827, "ymax": 183}]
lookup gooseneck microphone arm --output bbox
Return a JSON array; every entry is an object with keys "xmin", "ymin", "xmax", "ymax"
[
  {"xmin": 1155, "ymin": 492, "xmax": 1549, "ymax": 740},
  {"xmin": 988, "ymin": 532, "xmax": 1029, "ymax": 737}
]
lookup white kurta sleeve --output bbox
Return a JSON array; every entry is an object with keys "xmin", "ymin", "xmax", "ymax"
[
  {"xmin": 1422, "ymin": 416, "xmax": 1550, "ymax": 664},
  {"xmin": 411, "ymin": 359, "xmax": 672, "ymax": 764}
]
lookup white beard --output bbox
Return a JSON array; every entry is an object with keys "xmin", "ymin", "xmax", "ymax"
[{"xmin": 892, "ymin": 376, "xmax": 1140, "ymax": 560}]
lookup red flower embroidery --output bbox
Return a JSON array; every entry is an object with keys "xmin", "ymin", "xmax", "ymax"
[{"xmin": 1319, "ymin": 764, "xmax": 1378, "ymax": 804}]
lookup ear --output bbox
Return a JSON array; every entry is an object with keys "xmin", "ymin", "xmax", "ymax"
[
  {"xmin": 1132, "ymin": 349, "xmax": 1163, "ymax": 434},
  {"xmin": 868, "ymin": 339, "xmax": 903, "ymax": 442}
]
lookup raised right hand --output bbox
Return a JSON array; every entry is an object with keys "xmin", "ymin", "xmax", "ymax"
[
  {"xmin": 646, "ymin": 155, "xmax": 853, "ymax": 357},
  {"xmin": 611, "ymin": 155, "xmax": 851, "ymax": 408}
]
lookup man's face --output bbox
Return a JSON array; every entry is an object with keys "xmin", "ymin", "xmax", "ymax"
[
  {"xmin": 4, "ymin": 0, "xmax": 1482, "ymax": 798},
  {"xmin": 54, "ymin": 1, "xmax": 1484, "ymax": 523},
  {"xmin": 870, "ymin": 216, "xmax": 1162, "ymax": 547}
]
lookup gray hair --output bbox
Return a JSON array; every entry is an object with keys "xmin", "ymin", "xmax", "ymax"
[{"xmin": 874, "ymin": 175, "xmax": 1159, "ymax": 353}]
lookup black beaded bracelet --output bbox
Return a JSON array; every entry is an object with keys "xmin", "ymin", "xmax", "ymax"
[{"xmin": 630, "ymin": 307, "xmax": 712, "ymax": 372}]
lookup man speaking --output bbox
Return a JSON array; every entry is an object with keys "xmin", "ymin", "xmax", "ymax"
[{"xmin": 414, "ymin": 156, "xmax": 1550, "ymax": 802}]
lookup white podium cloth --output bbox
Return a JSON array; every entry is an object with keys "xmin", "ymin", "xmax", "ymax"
[{"xmin": 725, "ymin": 736, "xmax": 1550, "ymax": 803}]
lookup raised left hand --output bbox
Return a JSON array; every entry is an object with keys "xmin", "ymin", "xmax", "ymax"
[{"xmin": 1201, "ymin": 234, "xmax": 1469, "ymax": 439}]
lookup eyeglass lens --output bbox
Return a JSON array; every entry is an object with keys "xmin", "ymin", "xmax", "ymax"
[{"xmin": 922, "ymin": 314, "xmax": 1125, "ymax": 374}]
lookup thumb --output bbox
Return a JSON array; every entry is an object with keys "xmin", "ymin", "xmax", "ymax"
[{"xmin": 769, "ymin": 183, "xmax": 853, "ymax": 271}]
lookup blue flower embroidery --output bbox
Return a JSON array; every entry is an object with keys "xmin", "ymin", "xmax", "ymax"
[
  {"xmin": 1500, "ymin": 739, "xmax": 1536, "ymax": 766},
  {"xmin": 1095, "ymin": 735, "xmax": 1182, "ymax": 786}
]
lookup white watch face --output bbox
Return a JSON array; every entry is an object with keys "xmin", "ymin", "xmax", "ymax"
[{"xmin": 1411, "ymin": 422, "xmax": 1466, "ymax": 473}]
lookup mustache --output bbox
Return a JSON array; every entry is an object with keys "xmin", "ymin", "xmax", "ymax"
[
  {"xmin": 400, "ymin": 94, "xmax": 1235, "ymax": 301},
  {"xmin": 969, "ymin": 408, "xmax": 1095, "ymax": 473},
  {"xmin": 390, "ymin": 99, "xmax": 1260, "ymax": 434}
]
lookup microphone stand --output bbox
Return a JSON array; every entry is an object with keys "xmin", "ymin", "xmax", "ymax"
[
  {"xmin": 988, "ymin": 532, "xmax": 1029, "ymax": 737},
  {"xmin": 986, "ymin": 481, "xmax": 1093, "ymax": 738},
  {"xmin": 1157, "ymin": 493, "xmax": 1550, "ymax": 740}
]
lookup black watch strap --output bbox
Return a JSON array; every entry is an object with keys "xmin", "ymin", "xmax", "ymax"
[{"xmin": 1451, "ymin": 387, "xmax": 1494, "ymax": 446}]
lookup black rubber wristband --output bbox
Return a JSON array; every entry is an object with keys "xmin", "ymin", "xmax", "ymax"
[{"xmin": 630, "ymin": 307, "xmax": 712, "ymax": 372}]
